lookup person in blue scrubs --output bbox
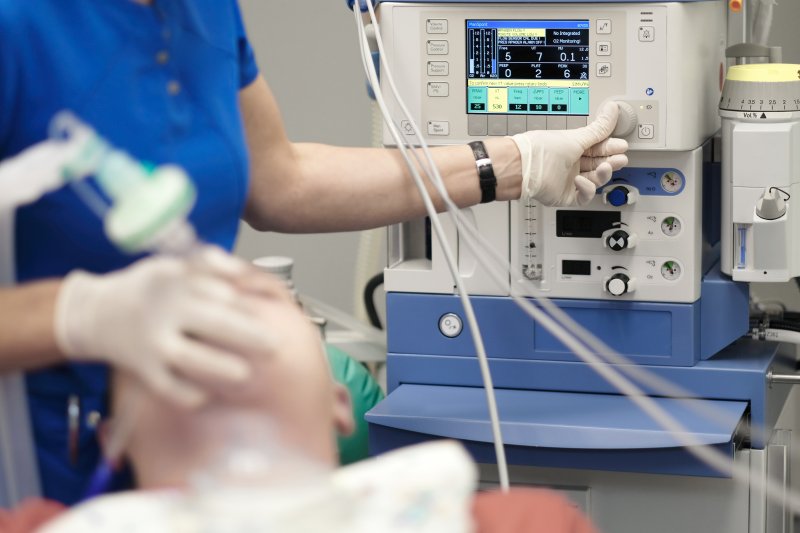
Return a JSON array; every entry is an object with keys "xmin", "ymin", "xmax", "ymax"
[{"xmin": 0, "ymin": 0, "xmax": 628, "ymax": 505}]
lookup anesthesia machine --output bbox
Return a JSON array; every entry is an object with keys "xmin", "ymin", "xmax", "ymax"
[{"xmin": 361, "ymin": 0, "xmax": 800, "ymax": 531}]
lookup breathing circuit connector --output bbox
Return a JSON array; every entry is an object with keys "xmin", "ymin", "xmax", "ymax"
[{"xmin": 49, "ymin": 111, "xmax": 198, "ymax": 255}]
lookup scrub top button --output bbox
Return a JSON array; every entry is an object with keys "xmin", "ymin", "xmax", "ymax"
[
  {"xmin": 156, "ymin": 50, "xmax": 170, "ymax": 65},
  {"xmin": 167, "ymin": 80, "xmax": 181, "ymax": 96}
]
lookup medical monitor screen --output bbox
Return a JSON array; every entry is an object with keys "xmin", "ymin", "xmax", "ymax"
[{"xmin": 466, "ymin": 20, "xmax": 590, "ymax": 116}]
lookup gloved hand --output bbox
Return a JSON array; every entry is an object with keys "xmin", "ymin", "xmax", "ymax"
[
  {"xmin": 0, "ymin": 139, "xmax": 81, "ymax": 208},
  {"xmin": 54, "ymin": 247, "xmax": 279, "ymax": 408},
  {"xmin": 511, "ymin": 101, "xmax": 629, "ymax": 206}
]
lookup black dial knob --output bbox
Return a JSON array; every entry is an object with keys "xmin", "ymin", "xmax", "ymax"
[
  {"xmin": 605, "ymin": 230, "xmax": 630, "ymax": 251},
  {"xmin": 606, "ymin": 273, "xmax": 631, "ymax": 296}
]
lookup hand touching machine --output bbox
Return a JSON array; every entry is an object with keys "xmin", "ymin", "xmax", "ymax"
[{"xmin": 363, "ymin": 2, "xmax": 800, "ymax": 531}]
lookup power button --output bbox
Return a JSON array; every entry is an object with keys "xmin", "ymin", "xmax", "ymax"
[
  {"xmin": 439, "ymin": 313, "xmax": 463, "ymax": 338},
  {"xmin": 638, "ymin": 124, "xmax": 655, "ymax": 139}
]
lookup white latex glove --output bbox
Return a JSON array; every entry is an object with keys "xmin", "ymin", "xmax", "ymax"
[
  {"xmin": 511, "ymin": 100, "xmax": 629, "ymax": 206},
  {"xmin": 0, "ymin": 139, "xmax": 81, "ymax": 208},
  {"xmin": 54, "ymin": 247, "xmax": 279, "ymax": 408}
]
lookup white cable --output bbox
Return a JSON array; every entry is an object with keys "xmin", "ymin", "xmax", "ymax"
[
  {"xmin": 353, "ymin": 6, "xmax": 510, "ymax": 491},
  {"xmin": 356, "ymin": 1, "xmax": 800, "ymax": 513},
  {"xmin": 763, "ymin": 328, "xmax": 800, "ymax": 345}
]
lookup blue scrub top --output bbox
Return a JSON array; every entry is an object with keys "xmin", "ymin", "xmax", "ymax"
[{"xmin": 0, "ymin": 0, "xmax": 260, "ymax": 504}]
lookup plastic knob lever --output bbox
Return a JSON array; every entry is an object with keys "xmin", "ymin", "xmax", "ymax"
[
  {"xmin": 605, "ymin": 186, "xmax": 630, "ymax": 207},
  {"xmin": 756, "ymin": 188, "xmax": 788, "ymax": 220},
  {"xmin": 606, "ymin": 230, "xmax": 630, "ymax": 251},
  {"xmin": 612, "ymin": 101, "xmax": 638, "ymax": 138},
  {"xmin": 606, "ymin": 273, "xmax": 631, "ymax": 296}
]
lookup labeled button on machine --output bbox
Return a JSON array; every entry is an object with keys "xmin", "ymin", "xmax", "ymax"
[
  {"xmin": 508, "ymin": 115, "xmax": 528, "ymax": 135},
  {"xmin": 488, "ymin": 115, "xmax": 508, "ymax": 136},
  {"xmin": 427, "ymin": 61, "xmax": 449, "ymax": 76},
  {"xmin": 596, "ymin": 19, "xmax": 612, "ymax": 34},
  {"xmin": 596, "ymin": 63, "xmax": 612, "ymax": 77},
  {"xmin": 567, "ymin": 116, "xmax": 588, "ymax": 129},
  {"xmin": 426, "ymin": 19, "xmax": 448, "ymax": 34},
  {"xmin": 596, "ymin": 41, "xmax": 612, "ymax": 56},
  {"xmin": 638, "ymin": 26, "xmax": 655, "ymax": 42},
  {"xmin": 468, "ymin": 115, "xmax": 488, "ymax": 136},
  {"xmin": 527, "ymin": 116, "xmax": 547, "ymax": 131},
  {"xmin": 427, "ymin": 82, "xmax": 449, "ymax": 97},
  {"xmin": 546, "ymin": 116, "xmax": 567, "ymax": 130},
  {"xmin": 638, "ymin": 123, "xmax": 655, "ymax": 139},
  {"xmin": 427, "ymin": 40, "xmax": 449, "ymax": 55},
  {"xmin": 427, "ymin": 121, "xmax": 450, "ymax": 136}
]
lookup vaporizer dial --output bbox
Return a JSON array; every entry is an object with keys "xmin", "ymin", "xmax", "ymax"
[{"xmin": 719, "ymin": 64, "xmax": 800, "ymax": 113}]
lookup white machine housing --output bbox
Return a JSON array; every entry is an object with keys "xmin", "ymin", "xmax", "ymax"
[
  {"xmin": 378, "ymin": 1, "xmax": 725, "ymax": 149},
  {"xmin": 721, "ymin": 100, "xmax": 800, "ymax": 282},
  {"xmin": 380, "ymin": 1, "xmax": 726, "ymax": 303}
]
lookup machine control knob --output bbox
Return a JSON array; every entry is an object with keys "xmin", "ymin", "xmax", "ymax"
[
  {"xmin": 602, "ymin": 227, "xmax": 638, "ymax": 251},
  {"xmin": 605, "ymin": 273, "xmax": 634, "ymax": 296},
  {"xmin": 606, "ymin": 187, "xmax": 628, "ymax": 207},
  {"xmin": 612, "ymin": 101, "xmax": 638, "ymax": 138}
]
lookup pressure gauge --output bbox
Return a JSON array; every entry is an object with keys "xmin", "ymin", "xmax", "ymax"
[
  {"xmin": 660, "ymin": 172, "xmax": 683, "ymax": 193},
  {"xmin": 661, "ymin": 261, "xmax": 681, "ymax": 281},
  {"xmin": 661, "ymin": 217, "xmax": 681, "ymax": 236}
]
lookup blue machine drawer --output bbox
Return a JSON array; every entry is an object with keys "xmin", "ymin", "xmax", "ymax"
[{"xmin": 367, "ymin": 384, "xmax": 748, "ymax": 477}]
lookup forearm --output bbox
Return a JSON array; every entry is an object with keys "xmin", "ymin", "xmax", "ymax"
[
  {"xmin": 246, "ymin": 138, "xmax": 521, "ymax": 233},
  {"xmin": 239, "ymin": 75, "xmax": 521, "ymax": 233},
  {"xmin": 0, "ymin": 280, "xmax": 65, "ymax": 372}
]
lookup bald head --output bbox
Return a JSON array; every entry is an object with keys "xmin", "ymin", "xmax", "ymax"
[{"xmin": 113, "ymin": 282, "xmax": 354, "ymax": 489}]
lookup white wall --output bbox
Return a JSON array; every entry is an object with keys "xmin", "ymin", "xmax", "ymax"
[{"xmin": 236, "ymin": 0, "xmax": 800, "ymax": 314}]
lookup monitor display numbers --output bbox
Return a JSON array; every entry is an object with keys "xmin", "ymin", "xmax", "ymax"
[{"xmin": 466, "ymin": 20, "xmax": 590, "ymax": 116}]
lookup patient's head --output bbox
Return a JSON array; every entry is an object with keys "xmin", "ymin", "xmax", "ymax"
[{"xmin": 112, "ymin": 282, "xmax": 354, "ymax": 489}]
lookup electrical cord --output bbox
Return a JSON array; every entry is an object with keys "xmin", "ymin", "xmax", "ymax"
[
  {"xmin": 363, "ymin": 272, "xmax": 385, "ymax": 330},
  {"xmin": 353, "ymin": 5, "xmax": 510, "ymax": 490}
]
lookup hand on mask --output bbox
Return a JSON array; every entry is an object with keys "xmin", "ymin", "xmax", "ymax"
[
  {"xmin": 511, "ymin": 100, "xmax": 629, "ymax": 207},
  {"xmin": 54, "ymin": 247, "xmax": 280, "ymax": 408}
]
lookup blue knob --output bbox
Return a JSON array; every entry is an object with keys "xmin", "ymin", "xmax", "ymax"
[{"xmin": 607, "ymin": 187, "xmax": 629, "ymax": 207}]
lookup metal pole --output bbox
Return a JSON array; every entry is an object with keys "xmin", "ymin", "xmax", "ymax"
[{"xmin": 768, "ymin": 370, "xmax": 800, "ymax": 385}]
